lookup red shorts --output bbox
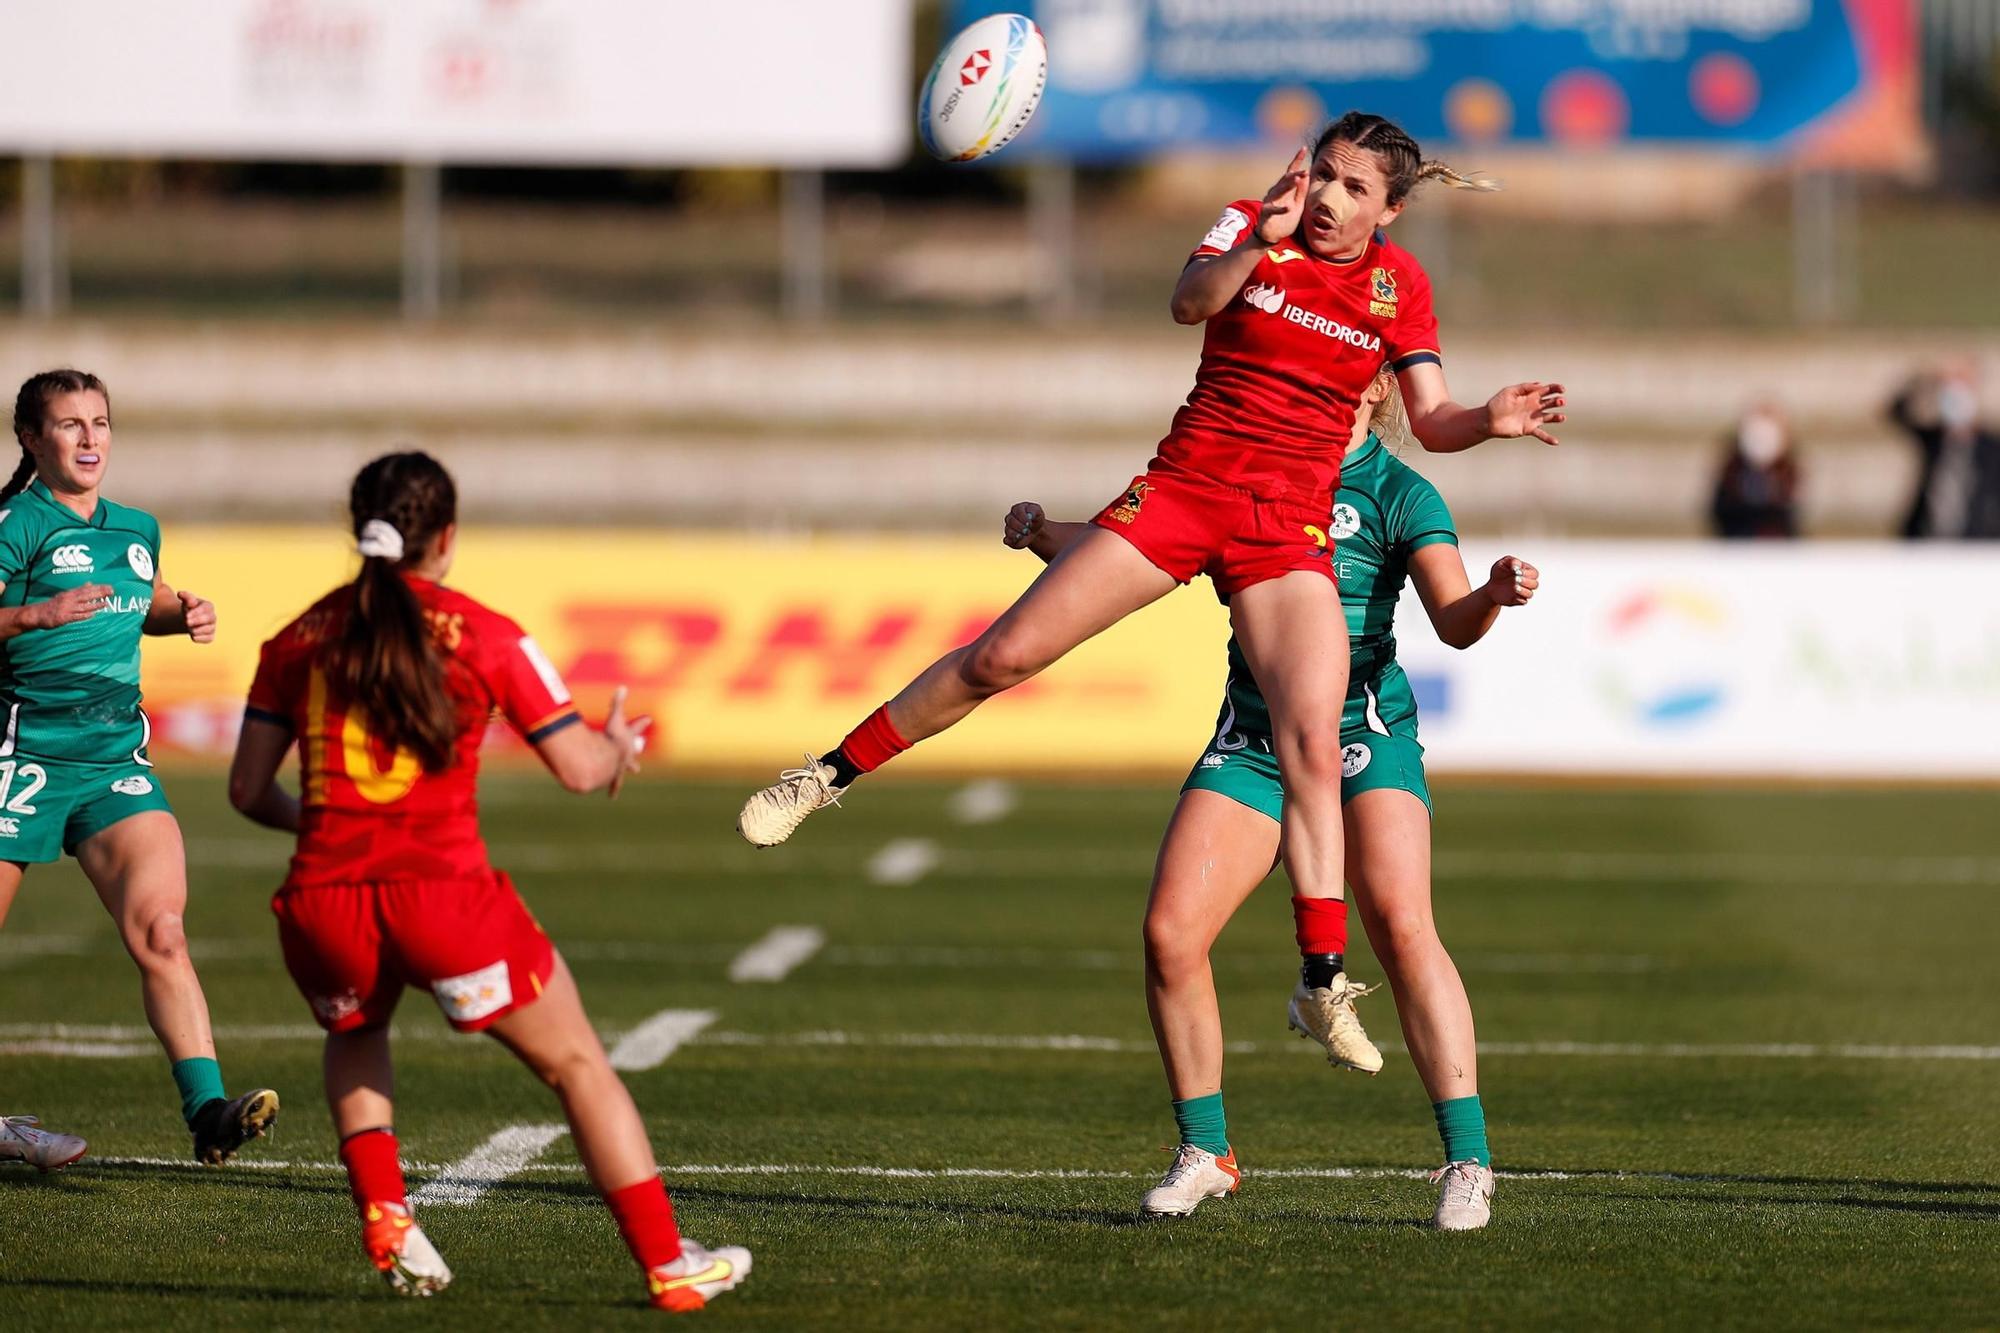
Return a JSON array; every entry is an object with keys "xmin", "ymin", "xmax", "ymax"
[
  {"xmin": 1091, "ymin": 470, "xmax": 1337, "ymax": 599},
  {"xmin": 272, "ymin": 870, "xmax": 555, "ymax": 1034}
]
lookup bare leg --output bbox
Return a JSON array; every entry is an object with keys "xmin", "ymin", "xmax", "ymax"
[
  {"xmin": 1225, "ymin": 572, "xmax": 1350, "ymax": 903},
  {"xmin": 486, "ymin": 954, "xmax": 656, "ymax": 1192},
  {"xmin": 885, "ymin": 527, "xmax": 1177, "ymax": 741},
  {"xmin": 0, "ymin": 861, "xmax": 25, "ymax": 932},
  {"xmin": 1143, "ymin": 792, "xmax": 1280, "ymax": 1099},
  {"xmin": 1344, "ymin": 789, "xmax": 1477, "ymax": 1103},
  {"xmin": 76, "ymin": 812, "xmax": 215, "ymax": 1063},
  {"xmin": 325, "ymin": 1026, "xmax": 397, "ymax": 1137}
]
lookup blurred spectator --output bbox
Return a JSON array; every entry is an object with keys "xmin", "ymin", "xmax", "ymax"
[
  {"xmin": 1890, "ymin": 364, "xmax": 2000, "ymax": 539},
  {"xmin": 1710, "ymin": 402, "xmax": 1801, "ymax": 539}
]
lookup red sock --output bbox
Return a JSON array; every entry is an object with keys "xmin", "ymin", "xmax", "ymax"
[
  {"xmin": 1291, "ymin": 895, "xmax": 1349, "ymax": 957},
  {"xmin": 837, "ymin": 704, "xmax": 911, "ymax": 774},
  {"xmin": 339, "ymin": 1128, "xmax": 407, "ymax": 1213},
  {"xmin": 606, "ymin": 1176, "xmax": 683, "ymax": 1273}
]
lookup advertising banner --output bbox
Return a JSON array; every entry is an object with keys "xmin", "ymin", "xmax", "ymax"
[
  {"xmin": 139, "ymin": 531, "xmax": 2000, "ymax": 780},
  {"xmin": 0, "ymin": 0, "xmax": 911, "ymax": 167},
  {"xmin": 970, "ymin": 0, "xmax": 1921, "ymax": 165}
]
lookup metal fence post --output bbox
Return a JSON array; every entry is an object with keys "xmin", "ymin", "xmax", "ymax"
[
  {"xmin": 21, "ymin": 156, "xmax": 62, "ymax": 318},
  {"xmin": 1028, "ymin": 160, "xmax": 1077, "ymax": 323},
  {"xmin": 782, "ymin": 168, "xmax": 830, "ymax": 322},
  {"xmin": 402, "ymin": 161, "xmax": 444, "ymax": 321}
]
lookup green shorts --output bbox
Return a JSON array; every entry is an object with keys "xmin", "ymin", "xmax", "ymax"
[
  {"xmin": 1181, "ymin": 727, "xmax": 1432, "ymax": 822},
  {"xmin": 0, "ymin": 756, "xmax": 174, "ymax": 863}
]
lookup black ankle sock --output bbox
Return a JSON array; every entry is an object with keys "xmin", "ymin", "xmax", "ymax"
[
  {"xmin": 1301, "ymin": 953, "xmax": 1345, "ymax": 989},
  {"xmin": 821, "ymin": 746, "xmax": 864, "ymax": 788}
]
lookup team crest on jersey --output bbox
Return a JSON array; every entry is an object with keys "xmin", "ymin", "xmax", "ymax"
[
  {"xmin": 127, "ymin": 543, "xmax": 154, "ymax": 581},
  {"xmin": 1106, "ymin": 482, "xmax": 1152, "ymax": 525},
  {"xmin": 1369, "ymin": 267, "xmax": 1398, "ymax": 318},
  {"xmin": 1330, "ymin": 503, "xmax": 1362, "ymax": 540}
]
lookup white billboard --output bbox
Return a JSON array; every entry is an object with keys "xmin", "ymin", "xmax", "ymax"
[
  {"xmin": 1398, "ymin": 542, "xmax": 2000, "ymax": 779},
  {"xmin": 0, "ymin": 0, "xmax": 912, "ymax": 167}
]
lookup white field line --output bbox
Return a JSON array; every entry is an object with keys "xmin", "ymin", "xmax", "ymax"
[
  {"xmin": 180, "ymin": 836, "xmax": 2000, "ymax": 886},
  {"xmin": 867, "ymin": 838, "xmax": 939, "ymax": 886},
  {"xmin": 606, "ymin": 1009, "xmax": 717, "ymax": 1071},
  {"xmin": 727, "ymin": 926, "xmax": 825, "ymax": 983},
  {"xmin": 9, "ymin": 1021, "xmax": 1995, "ymax": 1063},
  {"xmin": 409, "ymin": 1123, "xmax": 568, "ymax": 1207},
  {"xmin": 84, "ymin": 1156, "xmax": 1967, "ymax": 1190},
  {"xmin": 948, "ymin": 779, "xmax": 1018, "ymax": 825}
]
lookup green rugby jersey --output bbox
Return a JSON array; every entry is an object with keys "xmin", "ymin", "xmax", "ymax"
[
  {"xmin": 1217, "ymin": 433, "xmax": 1457, "ymax": 738},
  {"xmin": 0, "ymin": 480, "xmax": 162, "ymax": 763}
]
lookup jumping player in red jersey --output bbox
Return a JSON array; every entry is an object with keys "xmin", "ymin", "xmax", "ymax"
[
  {"xmin": 740, "ymin": 112, "xmax": 1563, "ymax": 1005},
  {"xmin": 227, "ymin": 453, "xmax": 749, "ymax": 1312}
]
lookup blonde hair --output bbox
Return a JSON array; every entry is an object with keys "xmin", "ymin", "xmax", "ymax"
[
  {"xmin": 1313, "ymin": 112, "xmax": 1501, "ymax": 204},
  {"xmin": 1364, "ymin": 369, "xmax": 1413, "ymax": 453}
]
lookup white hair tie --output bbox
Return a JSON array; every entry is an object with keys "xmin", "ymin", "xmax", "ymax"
[{"xmin": 356, "ymin": 519, "xmax": 406, "ymax": 561}]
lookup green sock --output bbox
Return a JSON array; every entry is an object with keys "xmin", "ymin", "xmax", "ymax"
[
  {"xmin": 171, "ymin": 1057, "xmax": 226, "ymax": 1127},
  {"xmin": 1171, "ymin": 1091, "xmax": 1230, "ymax": 1157},
  {"xmin": 1433, "ymin": 1094, "xmax": 1490, "ymax": 1167}
]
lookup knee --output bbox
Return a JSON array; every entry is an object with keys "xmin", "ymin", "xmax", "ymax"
[
  {"xmin": 133, "ymin": 910, "xmax": 189, "ymax": 970},
  {"xmin": 1274, "ymin": 722, "xmax": 1344, "ymax": 784},
  {"xmin": 528, "ymin": 1041, "xmax": 603, "ymax": 1094},
  {"xmin": 1371, "ymin": 907, "xmax": 1437, "ymax": 967},
  {"xmin": 1142, "ymin": 912, "xmax": 1209, "ymax": 983},
  {"xmin": 959, "ymin": 632, "xmax": 1043, "ymax": 696}
]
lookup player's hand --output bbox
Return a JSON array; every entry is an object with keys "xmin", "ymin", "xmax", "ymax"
[
  {"xmin": 603, "ymin": 685, "xmax": 652, "ymax": 800},
  {"xmin": 178, "ymin": 590, "xmax": 217, "ymax": 643},
  {"xmin": 1483, "ymin": 382, "xmax": 1566, "ymax": 446},
  {"xmin": 28, "ymin": 583, "xmax": 111, "ymax": 630},
  {"xmin": 1255, "ymin": 148, "xmax": 1310, "ymax": 244},
  {"xmin": 1485, "ymin": 557, "xmax": 1539, "ymax": 607},
  {"xmin": 1004, "ymin": 502, "xmax": 1045, "ymax": 549}
]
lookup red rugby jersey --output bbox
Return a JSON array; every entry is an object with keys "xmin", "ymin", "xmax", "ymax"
[
  {"xmin": 1155, "ymin": 198, "xmax": 1442, "ymax": 502},
  {"xmin": 246, "ymin": 576, "xmax": 581, "ymax": 888}
]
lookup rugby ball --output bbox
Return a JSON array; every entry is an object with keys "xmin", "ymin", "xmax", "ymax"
[{"xmin": 918, "ymin": 13, "xmax": 1048, "ymax": 162}]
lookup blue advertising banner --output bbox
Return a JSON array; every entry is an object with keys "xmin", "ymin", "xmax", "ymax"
[{"xmin": 947, "ymin": 1, "xmax": 1918, "ymax": 162}]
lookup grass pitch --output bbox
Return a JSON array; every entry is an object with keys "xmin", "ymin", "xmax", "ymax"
[{"xmin": 2, "ymin": 773, "xmax": 1996, "ymax": 1330}]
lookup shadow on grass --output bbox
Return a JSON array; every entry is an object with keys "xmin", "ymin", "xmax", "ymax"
[
  {"xmin": 0, "ymin": 1274, "xmax": 331, "ymax": 1304},
  {"xmin": 59, "ymin": 1160, "xmax": 350, "ymax": 1198},
  {"xmin": 1621, "ymin": 1189, "xmax": 2000, "ymax": 1221}
]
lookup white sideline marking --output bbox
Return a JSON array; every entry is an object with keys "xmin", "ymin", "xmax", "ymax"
[
  {"xmin": 409, "ymin": 1123, "xmax": 568, "ymax": 1207},
  {"xmin": 607, "ymin": 1009, "xmax": 716, "ymax": 1071},
  {"xmin": 86, "ymin": 1156, "xmax": 1959, "ymax": 1190},
  {"xmin": 867, "ymin": 838, "xmax": 939, "ymax": 886},
  {"xmin": 948, "ymin": 779, "xmax": 1017, "ymax": 825},
  {"xmin": 9, "ymin": 1021, "xmax": 1994, "ymax": 1063},
  {"xmin": 728, "ymin": 926, "xmax": 825, "ymax": 983},
  {"xmin": 180, "ymin": 836, "xmax": 2000, "ymax": 886}
]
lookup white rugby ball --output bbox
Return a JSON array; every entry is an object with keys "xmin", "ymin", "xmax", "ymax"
[{"xmin": 918, "ymin": 13, "xmax": 1048, "ymax": 163}]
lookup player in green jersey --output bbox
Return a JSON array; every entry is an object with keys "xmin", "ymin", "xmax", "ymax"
[
  {"xmin": 1007, "ymin": 369, "xmax": 1537, "ymax": 1230},
  {"xmin": 0, "ymin": 370, "xmax": 277, "ymax": 1166}
]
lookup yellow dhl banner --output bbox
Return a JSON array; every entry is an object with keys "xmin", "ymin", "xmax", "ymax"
[{"xmin": 141, "ymin": 529, "xmax": 1235, "ymax": 774}]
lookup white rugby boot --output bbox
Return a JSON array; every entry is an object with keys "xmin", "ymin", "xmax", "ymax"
[
  {"xmin": 1430, "ymin": 1160, "xmax": 1495, "ymax": 1231},
  {"xmin": 736, "ymin": 755, "xmax": 845, "ymax": 847},
  {"xmin": 1139, "ymin": 1144, "xmax": 1241, "ymax": 1217},
  {"xmin": 648, "ymin": 1236, "xmax": 753, "ymax": 1312},
  {"xmin": 0, "ymin": 1115, "xmax": 87, "ymax": 1172},
  {"xmin": 361, "ymin": 1199, "xmax": 453, "ymax": 1296},
  {"xmin": 1286, "ymin": 974, "xmax": 1385, "ymax": 1074}
]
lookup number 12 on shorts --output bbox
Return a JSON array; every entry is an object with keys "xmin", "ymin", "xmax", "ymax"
[{"xmin": 0, "ymin": 759, "xmax": 47, "ymax": 815}]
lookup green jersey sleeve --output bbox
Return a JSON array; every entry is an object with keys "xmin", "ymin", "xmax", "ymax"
[
  {"xmin": 0, "ymin": 500, "xmax": 49, "ymax": 586},
  {"xmin": 1395, "ymin": 474, "xmax": 1458, "ymax": 553}
]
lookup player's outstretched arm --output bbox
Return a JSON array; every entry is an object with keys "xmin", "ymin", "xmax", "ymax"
[
  {"xmin": 143, "ymin": 577, "xmax": 217, "ymax": 642},
  {"xmin": 0, "ymin": 581, "xmax": 112, "ymax": 642},
  {"xmin": 1398, "ymin": 362, "xmax": 1565, "ymax": 453},
  {"xmin": 1411, "ymin": 543, "xmax": 1538, "ymax": 650},
  {"xmin": 535, "ymin": 685, "xmax": 651, "ymax": 799},
  {"xmin": 1002, "ymin": 502, "xmax": 1087, "ymax": 565},
  {"xmin": 228, "ymin": 717, "xmax": 302, "ymax": 833},
  {"xmin": 1170, "ymin": 150, "xmax": 1314, "ymax": 325}
]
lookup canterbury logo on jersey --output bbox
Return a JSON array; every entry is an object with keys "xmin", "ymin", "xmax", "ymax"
[{"xmin": 50, "ymin": 544, "xmax": 94, "ymax": 573}]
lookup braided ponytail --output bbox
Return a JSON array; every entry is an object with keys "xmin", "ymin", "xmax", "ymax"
[
  {"xmin": 1312, "ymin": 112, "xmax": 1498, "ymax": 204},
  {"xmin": 9, "ymin": 368, "xmax": 109, "ymax": 503}
]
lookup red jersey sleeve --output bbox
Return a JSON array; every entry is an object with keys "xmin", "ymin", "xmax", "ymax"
[
  {"xmin": 245, "ymin": 632, "xmax": 305, "ymax": 731},
  {"xmin": 1383, "ymin": 256, "xmax": 1442, "ymax": 375},
  {"xmin": 466, "ymin": 608, "xmax": 582, "ymax": 744},
  {"xmin": 1191, "ymin": 198, "xmax": 1262, "ymax": 259}
]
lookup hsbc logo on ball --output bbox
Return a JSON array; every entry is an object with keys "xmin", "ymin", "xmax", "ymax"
[{"xmin": 959, "ymin": 49, "xmax": 991, "ymax": 86}]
